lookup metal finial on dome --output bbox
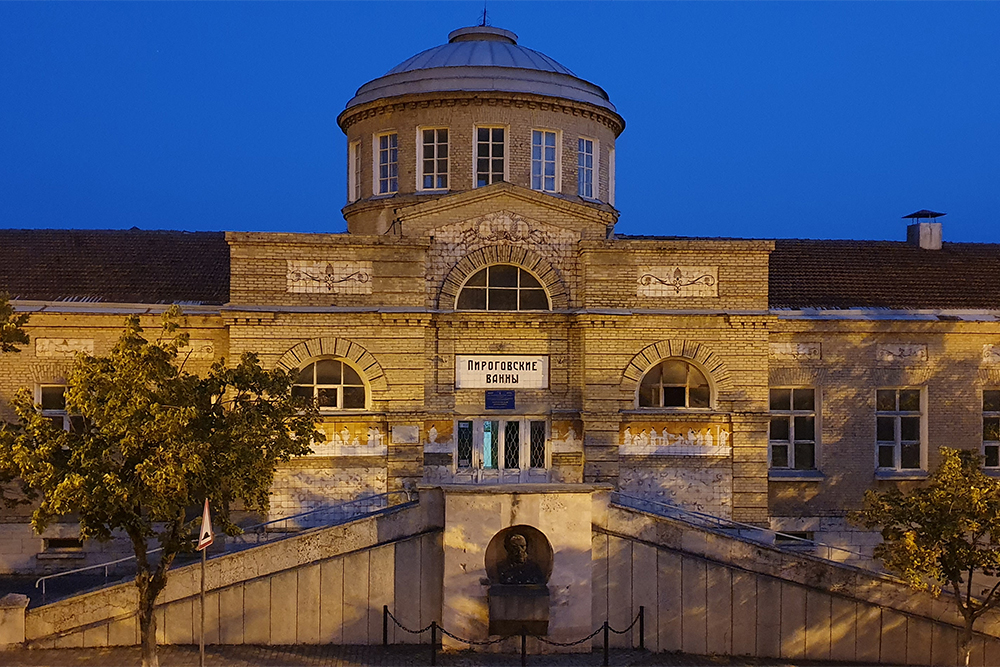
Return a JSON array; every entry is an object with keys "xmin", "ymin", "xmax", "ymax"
[{"xmin": 480, "ymin": 2, "xmax": 489, "ymax": 27}]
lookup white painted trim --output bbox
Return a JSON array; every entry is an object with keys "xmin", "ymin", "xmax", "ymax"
[
  {"xmin": 415, "ymin": 126, "xmax": 449, "ymax": 192},
  {"xmin": 529, "ymin": 128, "xmax": 561, "ymax": 194},
  {"xmin": 472, "ymin": 124, "xmax": 509, "ymax": 188}
]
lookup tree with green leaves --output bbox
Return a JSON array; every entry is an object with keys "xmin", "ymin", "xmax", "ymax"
[
  {"xmin": 0, "ymin": 291, "xmax": 29, "ymax": 353},
  {"xmin": 854, "ymin": 447, "xmax": 1000, "ymax": 666},
  {"xmin": 0, "ymin": 309, "xmax": 320, "ymax": 667}
]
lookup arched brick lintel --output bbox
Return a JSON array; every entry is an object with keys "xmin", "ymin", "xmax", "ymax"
[
  {"xmin": 275, "ymin": 337, "xmax": 388, "ymax": 393},
  {"xmin": 437, "ymin": 245, "xmax": 569, "ymax": 310},
  {"xmin": 621, "ymin": 340, "xmax": 733, "ymax": 397}
]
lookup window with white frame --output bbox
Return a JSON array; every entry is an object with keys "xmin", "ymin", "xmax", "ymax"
[
  {"xmin": 375, "ymin": 133, "xmax": 398, "ymax": 195},
  {"xmin": 769, "ymin": 388, "xmax": 816, "ymax": 470},
  {"xmin": 876, "ymin": 388, "xmax": 923, "ymax": 470},
  {"xmin": 531, "ymin": 130, "xmax": 558, "ymax": 192},
  {"xmin": 638, "ymin": 359, "xmax": 711, "ymax": 409},
  {"xmin": 984, "ymin": 390, "xmax": 1000, "ymax": 468},
  {"xmin": 455, "ymin": 418, "xmax": 547, "ymax": 474},
  {"xmin": 419, "ymin": 128, "xmax": 448, "ymax": 190},
  {"xmin": 348, "ymin": 140, "xmax": 362, "ymax": 203},
  {"xmin": 36, "ymin": 385, "xmax": 84, "ymax": 432},
  {"xmin": 577, "ymin": 138, "xmax": 595, "ymax": 198},
  {"xmin": 475, "ymin": 127, "xmax": 505, "ymax": 187},
  {"xmin": 455, "ymin": 265, "xmax": 550, "ymax": 311},
  {"xmin": 292, "ymin": 358, "xmax": 367, "ymax": 410}
]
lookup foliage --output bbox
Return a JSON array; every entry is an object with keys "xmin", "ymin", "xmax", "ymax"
[
  {"xmin": 0, "ymin": 292, "xmax": 30, "ymax": 353},
  {"xmin": 0, "ymin": 308, "xmax": 320, "ymax": 666},
  {"xmin": 854, "ymin": 447, "xmax": 1000, "ymax": 665}
]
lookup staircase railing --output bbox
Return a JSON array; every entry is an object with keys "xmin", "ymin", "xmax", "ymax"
[
  {"xmin": 33, "ymin": 489, "xmax": 416, "ymax": 604},
  {"xmin": 611, "ymin": 491, "xmax": 873, "ymax": 567}
]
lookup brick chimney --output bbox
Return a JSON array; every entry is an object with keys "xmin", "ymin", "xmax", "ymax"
[{"xmin": 904, "ymin": 210, "xmax": 944, "ymax": 250}]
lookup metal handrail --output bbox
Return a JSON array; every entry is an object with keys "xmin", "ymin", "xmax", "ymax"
[
  {"xmin": 611, "ymin": 492, "xmax": 873, "ymax": 566},
  {"xmin": 33, "ymin": 489, "xmax": 416, "ymax": 603}
]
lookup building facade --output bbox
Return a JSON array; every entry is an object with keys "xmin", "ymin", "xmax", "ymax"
[{"xmin": 3, "ymin": 24, "xmax": 1000, "ymax": 575}]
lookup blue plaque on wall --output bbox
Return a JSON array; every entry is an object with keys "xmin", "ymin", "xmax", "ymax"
[{"xmin": 485, "ymin": 390, "xmax": 515, "ymax": 410}]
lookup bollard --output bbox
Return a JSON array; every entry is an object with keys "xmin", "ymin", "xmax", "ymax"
[
  {"xmin": 602, "ymin": 621, "xmax": 609, "ymax": 667},
  {"xmin": 382, "ymin": 605, "xmax": 388, "ymax": 646},
  {"xmin": 430, "ymin": 621, "xmax": 437, "ymax": 666},
  {"xmin": 639, "ymin": 605, "xmax": 645, "ymax": 650}
]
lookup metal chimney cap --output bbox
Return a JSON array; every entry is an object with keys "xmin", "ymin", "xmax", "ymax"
[{"xmin": 902, "ymin": 210, "xmax": 946, "ymax": 219}]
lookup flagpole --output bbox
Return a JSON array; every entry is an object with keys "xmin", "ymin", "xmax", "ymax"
[{"xmin": 200, "ymin": 545, "xmax": 206, "ymax": 667}]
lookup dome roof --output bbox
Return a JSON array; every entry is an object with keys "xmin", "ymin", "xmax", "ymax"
[{"xmin": 342, "ymin": 26, "xmax": 618, "ymax": 116}]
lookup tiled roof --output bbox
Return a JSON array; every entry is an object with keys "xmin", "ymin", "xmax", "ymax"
[
  {"xmin": 0, "ymin": 229, "xmax": 229, "ymax": 305},
  {"xmin": 769, "ymin": 239, "xmax": 1000, "ymax": 309}
]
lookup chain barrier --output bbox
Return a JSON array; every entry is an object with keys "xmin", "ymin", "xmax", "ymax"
[{"xmin": 382, "ymin": 604, "xmax": 644, "ymax": 666}]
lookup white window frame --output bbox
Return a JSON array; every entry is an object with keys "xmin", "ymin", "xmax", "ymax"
[
  {"xmin": 455, "ymin": 264, "xmax": 552, "ymax": 312},
  {"xmin": 636, "ymin": 358, "xmax": 714, "ymax": 411},
  {"xmin": 454, "ymin": 417, "xmax": 549, "ymax": 482},
  {"xmin": 768, "ymin": 387, "xmax": 819, "ymax": 470},
  {"xmin": 373, "ymin": 132, "xmax": 398, "ymax": 196},
  {"xmin": 577, "ymin": 136, "xmax": 598, "ymax": 199},
  {"xmin": 473, "ymin": 125, "xmax": 508, "ymax": 188},
  {"xmin": 292, "ymin": 357, "xmax": 370, "ymax": 412},
  {"xmin": 875, "ymin": 387, "xmax": 927, "ymax": 472},
  {"xmin": 984, "ymin": 389, "xmax": 1000, "ymax": 469},
  {"xmin": 348, "ymin": 140, "xmax": 362, "ymax": 203},
  {"xmin": 608, "ymin": 147, "xmax": 616, "ymax": 206},
  {"xmin": 416, "ymin": 127, "xmax": 449, "ymax": 192},
  {"xmin": 530, "ymin": 129, "xmax": 561, "ymax": 193},
  {"xmin": 35, "ymin": 384, "xmax": 81, "ymax": 432}
]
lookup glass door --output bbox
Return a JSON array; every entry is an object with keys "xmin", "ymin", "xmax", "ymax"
[{"xmin": 455, "ymin": 418, "xmax": 548, "ymax": 483}]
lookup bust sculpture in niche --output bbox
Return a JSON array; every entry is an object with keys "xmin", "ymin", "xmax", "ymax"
[{"xmin": 498, "ymin": 532, "xmax": 546, "ymax": 585}]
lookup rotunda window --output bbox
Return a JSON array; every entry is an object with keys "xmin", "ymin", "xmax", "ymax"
[
  {"xmin": 292, "ymin": 358, "xmax": 367, "ymax": 410},
  {"xmin": 638, "ymin": 359, "xmax": 711, "ymax": 409},
  {"xmin": 456, "ymin": 265, "xmax": 550, "ymax": 311}
]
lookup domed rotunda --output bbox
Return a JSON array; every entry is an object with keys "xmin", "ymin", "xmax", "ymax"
[{"xmin": 337, "ymin": 25, "xmax": 625, "ymax": 234}]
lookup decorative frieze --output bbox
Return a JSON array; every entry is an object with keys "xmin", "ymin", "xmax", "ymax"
[
  {"xmin": 286, "ymin": 260, "xmax": 373, "ymax": 294},
  {"xmin": 876, "ymin": 344, "xmax": 928, "ymax": 363},
  {"xmin": 34, "ymin": 338, "xmax": 94, "ymax": 358},
  {"xmin": 983, "ymin": 344, "xmax": 1000, "ymax": 365},
  {"xmin": 182, "ymin": 340, "xmax": 216, "ymax": 360},
  {"xmin": 620, "ymin": 422, "xmax": 731, "ymax": 456},
  {"xmin": 423, "ymin": 420, "xmax": 454, "ymax": 454},
  {"xmin": 637, "ymin": 266, "xmax": 718, "ymax": 298},
  {"xmin": 769, "ymin": 342, "xmax": 822, "ymax": 361},
  {"xmin": 308, "ymin": 422, "xmax": 386, "ymax": 457},
  {"xmin": 550, "ymin": 421, "xmax": 583, "ymax": 454}
]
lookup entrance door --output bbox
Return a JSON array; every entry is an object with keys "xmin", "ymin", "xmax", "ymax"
[{"xmin": 455, "ymin": 418, "xmax": 548, "ymax": 483}]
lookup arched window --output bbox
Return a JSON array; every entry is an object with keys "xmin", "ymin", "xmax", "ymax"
[
  {"xmin": 456, "ymin": 265, "xmax": 550, "ymax": 311},
  {"xmin": 638, "ymin": 359, "xmax": 711, "ymax": 409},
  {"xmin": 292, "ymin": 358, "xmax": 367, "ymax": 410}
]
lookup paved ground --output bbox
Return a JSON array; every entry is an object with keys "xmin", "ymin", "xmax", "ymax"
[{"xmin": 0, "ymin": 645, "xmax": 887, "ymax": 667}]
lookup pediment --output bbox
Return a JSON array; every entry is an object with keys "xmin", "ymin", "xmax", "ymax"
[{"xmin": 393, "ymin": 182, "xmax": 614, "ymax": 241}]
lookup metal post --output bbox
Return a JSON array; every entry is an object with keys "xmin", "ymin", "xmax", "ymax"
[
  {"xmin": 638, "ymin": 605, "xmax": 645, "ymax": 650},
  {"xmin": 603, "ymin": 621, "xmax": 609, "ymax": 667},
  {"xmin": 430, "ymin": 621, "xmax": 437, "ymax": 666},
  {"xmin": 382, "ymin": 605, "xmax": 389, "ymax": 646},
  {"xmin": 521, "ymin": 630, "xmax": 527, "ymax": 667},
  {"xmin": 199, "ymin": 547, "xmax": 206, "ymax": 667}
]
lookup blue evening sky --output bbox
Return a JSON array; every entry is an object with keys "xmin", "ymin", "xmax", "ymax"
[{"xmin": 2, "ymin": 2, "xmax": 998, "ymax": 242}]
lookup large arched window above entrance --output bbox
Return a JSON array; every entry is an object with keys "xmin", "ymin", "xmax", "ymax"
[
  {"xmin": 638, "ymin": 359, "xmax": 711, "ymax": 409},
  {"xmin": 292, "ymin": 358, "xmax": 368, "ymax": 410},
  {"xmin": 456, "ymin": 264, "xmax": 551, "ymax": 311}
]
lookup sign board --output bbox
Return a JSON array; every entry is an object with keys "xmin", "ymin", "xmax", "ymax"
[
  {"xmin": 196, "ymin": 499, "xmax": 214, "ymax": 551},
  {"xmin": 485, "ymin": 390, "xmax": 515, "ymax": 410},
  {"xmin": 455, "ymin": 355, "xmax": 549, "ymax": 389}
]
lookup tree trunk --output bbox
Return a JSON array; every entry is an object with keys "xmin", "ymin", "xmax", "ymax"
[
  {"xmin": 959, "ymin": 617, "xmax": 975, "ymax": 667},
  {"xmin": 138, "ymin": 588, "xmax": 158, "ymax": 667}
]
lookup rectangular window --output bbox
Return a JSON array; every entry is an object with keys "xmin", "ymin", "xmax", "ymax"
[
  {"xmin": 475, "ymin": 127, "xmax": 505, "ymax": 187},
  {"xmin": 529, "ymin": 420, "xmax": 546, "ymax": 468},
  {"xmin": 457, "ymin": 420, "xmax": 474, "ymax": 468},
  {"xmin": 769, "ymin": 388, "xmax": 816, "ymax": 469},
  {"xmin": 376, "ymin": 133, "xmax": 398, "ymax": 195},
  {"xmin": 348, "ymin": 140, "xmax": 362, "ymax": 202},
  {"xmin": 531, "ymin": 130, "xmax": 558, "ymax": 192},
  {"xmin": 876, "ymin": 388, "xmax": 923, "ymax": 470},
  {"xmin": 420, "ymin": 128, "xmax": 448, "ymax": 190},
  {"xmin": 37, "ymin": 385, "xmax": 84, "ymax": 433},
  {"xmin": 578, "ymin": 137, "xmax": 595, "ymax": 198},
  {"xmin": 984, "ymin": 390, "xmax": 1000, "ymax": 468}
]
